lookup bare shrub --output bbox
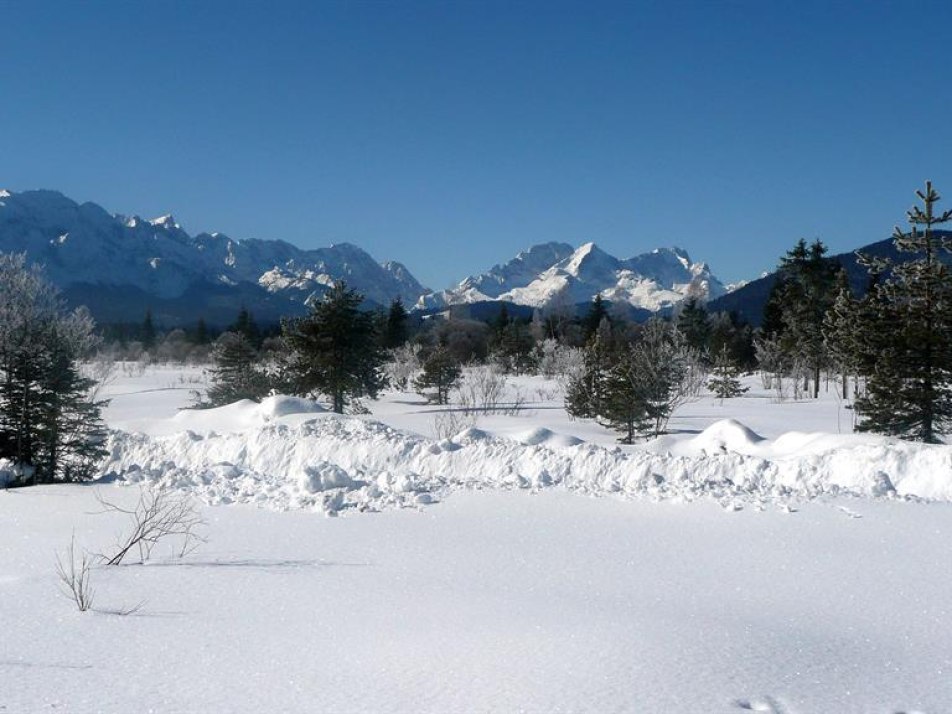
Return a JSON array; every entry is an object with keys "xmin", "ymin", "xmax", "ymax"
[
  {"xmin": 97, "ymin": 488, "xmax": 206, "ymax": 565},
  {"xmin": 55, "ymin": 534, "xmax": 95, "ymax": 612},
  {"xmin": 455, "ymin": 365, "xmax": 529, "ymax": 416},
  {"xmin": 431, "ymin": 408, "xmax": 477, "ymax": 440},
  {"xmin": 456, "ymin": 365, "xmax": 506, "ymax": 412}
]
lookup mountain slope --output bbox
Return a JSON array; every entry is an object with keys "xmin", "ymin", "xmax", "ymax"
[
  {"xmin": 421, "ymin": 241, "xmax": 726, "ymax": 311},
  {"xmin": 0, "ymin": 189, "xmax": 428, "ymax": 324}
]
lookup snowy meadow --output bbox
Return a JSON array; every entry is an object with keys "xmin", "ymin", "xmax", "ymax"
[{"xmin": 2, "ymin": 363, "xmax": 951, "ymax": 713}]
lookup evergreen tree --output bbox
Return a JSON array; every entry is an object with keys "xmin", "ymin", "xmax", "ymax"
[
  {"xmin": 565, "ymin": 318, "xmax": 614, "ymax": 420},
  {"xmin": 760, "ymin": 278, "xmax": 786, "ymax": 338},
  {"xmin": 780, "ymin": 239, "xmax": 838, "ymax": 398},
  {"xmin": 204, "ymin": 332, "xmax": 270, "ymax": 407},
  {"xmin": 0, "ymin": 256, "xmax": 107, "ymax": 484},
  {"xmin": 489, "ymin": 320, "xmax": 537, "ymax": 374},
  {"xmin": 282, "ymin": 281, "xmax": 386, "ymax": 413},
  {"xmin": 192, "ymin": 317, "xmax": 209, "ymax": 345},
  {"xmin": 141, "ymin": 309, "xmax": 156, "ymax": 349},
  {"xmin": 822, "ymin": 269, "xmax": 859, "ymax": 399},
  {"xmin": 383, "ymin": 297, "xmax": 410, "ymax": 349},
  {"xmin": 580, "ymin": 294, "xmax": 609, "ymax": 342},
  {"xmin": 707, "ymin": 345, "xmax": 749, "ymax": 404},
  {"xmin": 595, "ymin": 321, "xmax": 696, "ymax": 441},
  {"xmin": 413, "ymin": 344, "xmax": 462, "ymax": 405},
  {"xmin": 230, "ymin": 306, "xmax": 261, "ymax": 348},
  {"xmin": 676, "ymin": 297, "xmax": 709, "ymax": 355},
  {"xmin": 853, "ymin": 182, "xmax": 952, "ymax": 442}
]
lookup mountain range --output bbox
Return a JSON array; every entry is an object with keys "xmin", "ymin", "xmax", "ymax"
[
  {"xmin": 0, "ymin": 189, "xmax": 425, "ymax": 325},
  {"xmin": 419, "ymin": 241, "xmax": 726, "ymax": 313},
  {"xmin": 0, "ymin": 188, "xmax": 732, "ymax": 325}
]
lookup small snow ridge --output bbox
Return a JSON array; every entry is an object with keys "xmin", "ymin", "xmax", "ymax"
[
  {"xmin": 689, "ymin": 419, "xmax": 765, "ymax": 455},
  {"xmin": 515, "ymin": 427, "xmax": 583, "ymax": 448}
]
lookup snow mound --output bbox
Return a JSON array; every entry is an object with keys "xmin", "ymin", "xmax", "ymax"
[
  {"xmin": 152, "ymin": 396, "xmax": 326, "ymax": 436},
  {"xmin": 514, "ymin": 427, "xmax": 584, "ymax": 448},
  {"xmin": 98, "ymin": 413, "xmax": 952, "ymax": 515},
  {"xmin": 688, "ymin": 419, "xmax": 765, "ymax": 455}
]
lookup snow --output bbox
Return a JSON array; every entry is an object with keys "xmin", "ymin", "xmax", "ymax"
[{"xmin": 4, "ymin": 365, "xmax": 952, "ymax": 711}]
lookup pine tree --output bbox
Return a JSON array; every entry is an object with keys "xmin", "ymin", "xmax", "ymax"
[
  {"xmin": 565, "ymin": 317, "xmax": 614, "ymax": 420},
  {"xmin": 707, "ymin": 345, "xmax": 749, "ymax": 404},
  {"xmin": 760, "ymin": 278, "xmax": 786, "ymax": 338},
  {"xmin": 205, "ymin": 332, "xmax": 270, "ymax": 407},
  {"xmin": 822, "ymin": 269, "xmax": 859, "ymax": 399},
  {"xmin": 383, "ymin": 297, "xmax": 410, "ymax": 349},
  {"xmin": 413, "ymin": 345, "xmax": 462, "ymax": 405},
  {"xmin": 141, "ymin": 309, "xmax": 156, "ymax": 350},
  {"xmin": 192, "ymin": 317, "xmax": 209, "ymax": 345},
  {"xmin": 0, "ymin": 256, "xmax": 107, "ymax": 484},
  {"xmin": 230, "ymin": 306, "xmax": 261, "ymax": 348},
  {"xmin": 580, "ymin": 294, "xmax": 609, "ymax": 342},
  {"xmin": 489, "ymin": 320, "xmax": 536, "ymax": 374},
  {"xmin": 282, "ymin": 281, "xmax": 386, "ymax": 413},
  {"xmin": 676, "ymin": 297, "xmax": 709, "ymax": 355},
  {"xmin": 776, "ymin": 239, "xmax": 839, "ymax": 398},
  {"xmin": 853, "ymin": 181, "xmax": 952, "ymax": 442}
]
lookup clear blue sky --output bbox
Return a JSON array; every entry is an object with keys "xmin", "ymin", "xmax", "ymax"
[{"xmin": 1, "ymin": 0, "xmax": 950, "ymax": 290}]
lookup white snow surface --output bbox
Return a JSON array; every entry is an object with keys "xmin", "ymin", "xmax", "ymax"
[{"xmin": 4, "ymin": 366, "xmax": 952, "ymax": 712}]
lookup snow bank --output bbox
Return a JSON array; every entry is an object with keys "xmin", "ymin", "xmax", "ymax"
[
  {"xmin": 98, "ymin": 405, "xmax": 952, "ymax": 514},
  {"xmin": 142, "ymin": 395, "xmax": 327, "ymax": 436}
]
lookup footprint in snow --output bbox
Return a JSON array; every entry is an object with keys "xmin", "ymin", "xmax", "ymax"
[{"xmin": 732, "ymin": 696, "xmax": 791, "ymax": 713}]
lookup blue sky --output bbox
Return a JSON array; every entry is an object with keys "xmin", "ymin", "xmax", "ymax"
[{"xmin": 1, "ymin": 0, "xmax": 950, "ymax": 290}]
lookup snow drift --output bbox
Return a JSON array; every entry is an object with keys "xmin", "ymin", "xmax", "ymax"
[{"xmin": 97, "ymin": 397, "xmax": 952, "ymax": 514}]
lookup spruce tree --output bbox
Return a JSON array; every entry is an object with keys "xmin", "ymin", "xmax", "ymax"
[
  {"xmin": 413, "ymin": 345, "xmax": 462, "ymax": 405},
  {"xmin": 676, "ymin": 297, "xmax": 709, "ymax": 355},
  {"xmin": 707, "ymin": 345, "xmax": 749, "ymax": 404},
  {"xmin": 776, "ymin": 239, "xmax": 838, "ymax": 398},
  {"xmin": 854, "ymin": 181, "xmax": 952, "ymax": 442},
  {"xmin": 822, "ymin": 269, "xmax": 859, "ymax": 399},
  {"xmin": 0, "ymin": 256, "xmax": 107, "ymax": 484},
  {"xmin": 231, "ymin": 306, "xmax": 261, "ymax": 348},
  {"xmin": 141, "ymin": 309, "xmax": 156, "ymax": 350},
  {"xmin": 205, "ymin": 332, "xmax": 270, "ymax": 406},
  {"xmin": 383, "ymin": 297, "xmax": 410, "ymax": 349},
  {"xmin": 581, "ymin": 294, "xmax": 609, "ymax": 342},
  {"xmin": 565, "ymin": 317, "xmax": 614, "ymax": 420},
  {"xmin": 282, "ymin": 281, "xmax": 386, "ymax": 413}
]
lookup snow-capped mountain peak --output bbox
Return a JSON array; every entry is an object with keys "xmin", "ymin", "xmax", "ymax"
[
  {"xmin": 418, "ymin": 241, "xmax": 726, "ymax": 312},
  {"xmin": 149, "ymin": 214, "xmax": 179, "ymax": 229}
]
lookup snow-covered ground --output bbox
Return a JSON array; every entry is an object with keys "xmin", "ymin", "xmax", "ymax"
[{"xmin": 3, "ymin": 364, "xmax": 951, "ymax": 712}]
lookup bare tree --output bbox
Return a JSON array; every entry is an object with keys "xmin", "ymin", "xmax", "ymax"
[
  {"xmin": 97, "ymin": 488, "xmax": 206, "ymax": 565},
  {"xmin": 55, "ymin": 534, "xmax": 95, "ymax": 612}
]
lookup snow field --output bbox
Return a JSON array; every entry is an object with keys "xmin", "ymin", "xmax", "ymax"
[{"xmin": 3, "ymin": 364, "xmax": 950, "ymax": 712}]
